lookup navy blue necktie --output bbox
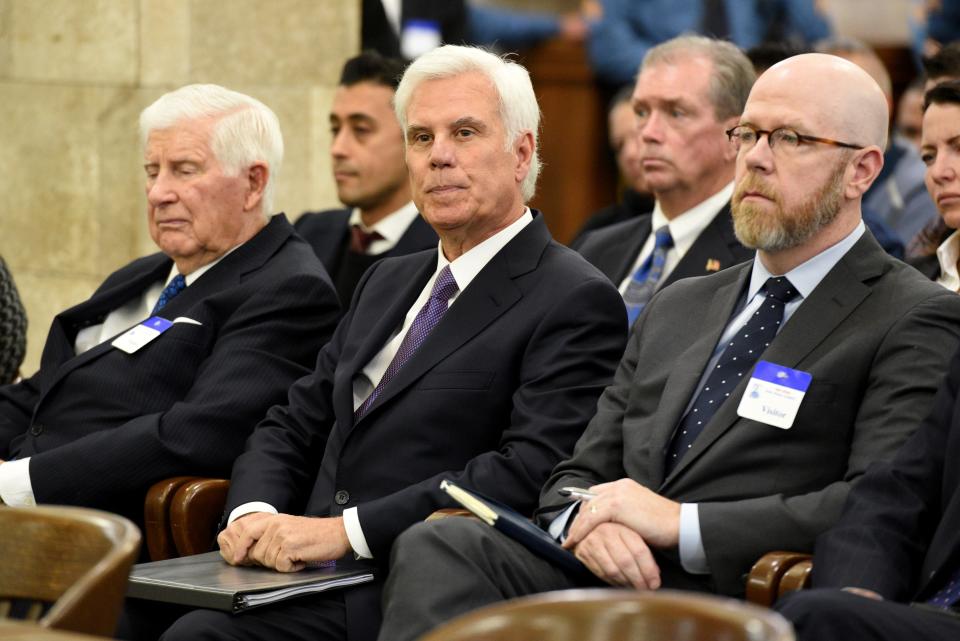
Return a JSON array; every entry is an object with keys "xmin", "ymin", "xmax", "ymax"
[
  {"xmin": 665, "ymin": 277, "xmax": 798, "ymax": 473},
  {"xmin": 354, "ymin": 266, "xmax": 459, "ymax": 421},
  {"xmin": 928, "ymin": 568, "xmax": 960, "ymax": 609},
  {"xmin": 623, "ymin": 226, "xmax": 673, "ymax": 325},
  {"xmin": 151, "ymin": 274, "xmax": 186, "ymax": 316}
]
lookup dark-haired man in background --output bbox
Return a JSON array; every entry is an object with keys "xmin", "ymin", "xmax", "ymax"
[{"xmin": 295, "ymin": 52, "xmax": 436, "ymax": 306}]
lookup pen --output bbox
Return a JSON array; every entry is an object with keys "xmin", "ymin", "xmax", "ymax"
[{"xmin": 558, "ymin": 486, "xmax": 597, "ymax": 500}]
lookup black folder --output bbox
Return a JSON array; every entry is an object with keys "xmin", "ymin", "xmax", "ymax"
[
  {"xmin": 127, "ymin": 551, "xmax": 374, "ymax": 612},
  {"xmin": 440, "ymin": 480, "xmax": 588, "ymax": 577}
]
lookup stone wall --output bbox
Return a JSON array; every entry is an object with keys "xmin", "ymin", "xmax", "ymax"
[{"xmin": 0, "ymin": 0, "xmax": 359, "ymax": 375}]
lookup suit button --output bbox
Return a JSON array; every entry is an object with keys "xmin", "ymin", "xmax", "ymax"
[
  {"xmin": 30, "ymin": 424, "xmax": 43, "ymax": 436},
  {"xmin": 334, "ymin": 490, "xmax": 350, "ymax": 505}
]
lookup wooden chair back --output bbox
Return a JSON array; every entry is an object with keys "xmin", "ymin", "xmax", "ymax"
[
  {"xmin": 0, "ymin": 506, "xmax": 140, "ymax": 636},
  {"xmin": 144, "ymin": 477, "xmax": 229, "ymax": 560},
  {"xmin": 416, "ymin": 588, "xmax": 795, "ymax": 641}
]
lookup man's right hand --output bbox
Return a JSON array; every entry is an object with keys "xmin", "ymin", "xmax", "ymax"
[
  {"xmin": 570, "ymin": 521, "xmax": 662, "ymax": 590},
  {"xmin": 217, "ymin": 512, "xmax": 273, "ymax": 566}
]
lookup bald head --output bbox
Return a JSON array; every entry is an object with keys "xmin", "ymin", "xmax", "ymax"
[{"xmin": 753, "ymin": 53, "xmax": 888, "ymax": 151}]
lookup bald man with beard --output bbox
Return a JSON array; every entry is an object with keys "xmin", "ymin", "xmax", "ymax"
[{"xmin": 376, "ymin": 54, "xmax": 960, "ymax": 641}]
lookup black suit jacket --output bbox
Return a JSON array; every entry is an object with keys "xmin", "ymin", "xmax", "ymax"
[
  {"xmin": 225, "ymin": 213, "xmax": 627, "ymax": 635},
  {"xmin": 294, "ymin": 208, "xmax": 438, "ymax": 304},
  {"xmin": 0, "ymin": 215, "xmax": 340, "ymax": 527},
  {"xmin": 573, "ymin": 203, "xmax": 753, "ymax": 288},
  {"xmin": 812, "ymin": 346, "xmax": 960, "ymax": 602}
]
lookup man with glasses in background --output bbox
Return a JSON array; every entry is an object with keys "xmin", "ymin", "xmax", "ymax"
[{"xmin": 377, "ymin": 52, "xmax": 960, "ymax": 641}]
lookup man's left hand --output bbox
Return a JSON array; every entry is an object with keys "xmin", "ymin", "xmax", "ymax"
[
  {"xmin": 248, "ymin": 514, "xmax": 351, "ymax": 572},
  {"xmin": 562, "ymin": 478, "xmax": 681, "ymax": 550}
]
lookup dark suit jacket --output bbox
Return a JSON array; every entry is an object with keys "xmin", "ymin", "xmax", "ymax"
[
  {"xmin": 362, "ymin": 0, "xmax": 467, "ymax": 60},
  {"xmin": 294, "ymin": 208, "xmax": 438, "ymax": 305},
  {"xmin": 573, "ymin": 203, "xmax": 753, "ymax": 288},
  {"xmin": 0, "ymin": 215, "xmax": 340, "ymax": 527},
  {"xmin": 538, "ymin": 232, "xmax": 960, "ymax": 596},
  {"xmin": 225, "ymin": 213, "xmax": 627, "ymax": 635},
  {"xmin": 812, "ymin": 346, "xmax": 960, "ymax": 602}
]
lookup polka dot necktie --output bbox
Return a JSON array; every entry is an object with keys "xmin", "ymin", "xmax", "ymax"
[
  {"xmin": 150, "ymin": 274, "xmax": 186, "ymax": 316},
  {"xmin": 354, "ymin": 265, "xmax": 459, "ymax": 421},
  {"xmin": 928, "ymin": 568, "xmax": 960, "ymax": 609},
  {"xmin": 623, "ymin": 226, "xmax": 674, "ymax": 325},
  {"xmin": 665, "ymin": 277, "xmax": 798, "ymax": 474}
]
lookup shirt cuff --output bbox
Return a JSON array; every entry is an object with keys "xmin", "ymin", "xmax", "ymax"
[
  {"xmin": 547, "ymin": 502, "xmax": 580, "ymax": 542},
  {"xmin": 0, "ymin": 458, "xmax": 36, "ymax": 507},
  {"xmin": 679, "ymin": 503, "xmax": 710, "ymax": 574},
  {"xmin": 227, "ymin": 501, "xmax": 277, "ymax": 525},
  {"xmin": 343, "ymin": 507, "xmax": 374, "ymax": 559}
]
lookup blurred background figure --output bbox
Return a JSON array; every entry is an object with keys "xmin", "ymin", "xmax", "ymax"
[
  {"xmin": 587, "ymin": 0, "xmax": 832, "ymax": 86},
  {"xmin": 362, "ymin": 0, "xmax": 467, "ymax": 60},
  {"xmin": 817, "ymin": 36, "xmax": 936, "ymax": 251},
  {"xmin": 572, "ymin": 85, "xmax": 655, "ymax": 242},
  {"xmin": 896, "ymin": 78, "xmax": 926, "ymax": 151},
  {"xmin": 468, "ymin": 0, "xmax": 597, "ymax": 51},
  {"xmin": 0, "ymin": 258, "xmax": 26, "ymax": 385}
]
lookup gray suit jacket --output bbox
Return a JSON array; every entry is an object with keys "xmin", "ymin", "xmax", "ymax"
[{"xmin": 538, "ymin": 232, "xmax": 960, "ymax": 596}]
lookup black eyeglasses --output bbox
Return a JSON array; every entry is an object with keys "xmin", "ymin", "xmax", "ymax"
[{"xmin": 726, "ymin": 125, "xmax": 864, "ymax": 153}]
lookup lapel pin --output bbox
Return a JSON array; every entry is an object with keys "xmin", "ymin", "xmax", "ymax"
[{"xmin": 705, "ymin": 259, "xmax": 721, "ymax": 272}]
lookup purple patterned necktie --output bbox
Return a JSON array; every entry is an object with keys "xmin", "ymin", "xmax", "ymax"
[{"xmin": 354, "ymin": 265, "xmax": 459, "ymax": 421}]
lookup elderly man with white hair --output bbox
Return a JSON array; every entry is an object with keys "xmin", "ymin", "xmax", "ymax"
[
  {"xmin": 152, "ymin": 44, "xmax": 627, "ymax": 641},
  {"xmin": 0, "ymin": 84, "xmax": 340, "ymax": 529}
]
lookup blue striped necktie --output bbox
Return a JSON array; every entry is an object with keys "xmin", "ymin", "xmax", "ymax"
[{"xmin": 623, "ymin": 226, "xmax": 673, "ymax": 324}]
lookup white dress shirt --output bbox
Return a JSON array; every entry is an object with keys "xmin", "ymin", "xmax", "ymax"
[
  {"xmin": 550, "ymin": 221, "xmax": 867, "ymax": 575},
  {"xmin": 229, "ymin": 209, "xmax": 536, "ymax": 560},
  {"xmin": 0, "ymin": 254, "xmax": 229, "ymax": 507},
  {"xmin": 349, "ymin": 201, "xmax": 421, "ymax": 256},
  {"xmin": 617, "ymin": 183, "xmax": 734, "ymax": 295},
  {"xmin": 935, "ymin": 229, "xmax": 960, "ymax": 292}
]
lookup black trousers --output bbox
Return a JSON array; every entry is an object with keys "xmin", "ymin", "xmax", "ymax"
[
  {"xmin": 777, "ymin": 588, "xmax": 960, "ymax": 641},
  {"xmin": 377, "ymin": 517, "xmax": 585, "ymax": 641}
]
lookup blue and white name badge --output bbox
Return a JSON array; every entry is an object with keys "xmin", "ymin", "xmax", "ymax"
[
  {"xmin": 401, "ymin": 19, "xmax": 441, "ymax": 60},
  {"xmin": 111, "ymin": 316, "xmax": 173, "ymax": 354},
  {"xmin": 736, "ymin": 360, "xmax": 812, "ymax": 429}
]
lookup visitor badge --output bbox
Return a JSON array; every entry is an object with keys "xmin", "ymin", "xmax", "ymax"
[
  {"xmin": 112, "ymin": 316, "xmax": 173, "ymax": 354},
  {"xmin": 736, "ymin": 360, "xmax": 812, "ymax": 429},
  {"xmin": 401, "ymin": 19, "xmax": 441, "ymax": 60}
]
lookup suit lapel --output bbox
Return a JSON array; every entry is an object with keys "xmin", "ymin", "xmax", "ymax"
[
  {"xmin": 649, "ymin": 267, "xmax": 749, "ymax": 484},
  {"xmin": 354, "ymin": 215, "xmax": 550, "ymax": 422},
  {"xmin": 662, "ymin": 233, "xmax": 887, "ymax": 485},
  {"xmin": 664, "ymin": 202, "xmax": 747, "ymax": 287},
  {"xmin": 613, "ymin": 216, "xmax": 652, "ymax": 283}
]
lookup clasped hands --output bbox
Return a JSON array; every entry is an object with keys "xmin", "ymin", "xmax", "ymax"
[
  {"xmin": 560, "ymin": 478, "xmax": 681, "ymax": 591},
  {"xmin": 218, "ymin": 513, "xmax": 351, "ymax": 572}
]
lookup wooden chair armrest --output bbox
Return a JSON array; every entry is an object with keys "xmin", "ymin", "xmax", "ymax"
[
  {"xmin": 425, "ymin": 508, "xmax": 476, "ymax": 521},
  {"xmin": 144, "ymin": 476, "xmax": 200, "ymax": 560},
  {"xmin": 170, "ymin": 478, "xmax": 231, "ymax": 557},
  {"xmin": 745, "ymin": 551, "xmax": 812, "ymax": 606},
  {"xmin": 779, "ymin": 559, "xmax": 813, "ymax": 596}
]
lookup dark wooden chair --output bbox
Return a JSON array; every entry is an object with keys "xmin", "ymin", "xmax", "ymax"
[
  {"xmin": 0, "ymin": 506, "xmax": 140, "ymax": 637},
  {"xmin": 746, "ymin": 551, "xmax": 813, "ymax": 607},
  {"xmin": 416, "ymin": 588, "xmax": 795, "ymax": 641},
  {"xmin": 144, "ymin": 477, "xmax": 229, "ymax": 560}
]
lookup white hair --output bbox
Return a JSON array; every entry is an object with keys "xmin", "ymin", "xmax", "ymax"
[
  {"xmin": 394, "ymin": 45, "xmax": 541, "ymax": 202},
  {"xmin": 139, "ymin": 84, "xmax": 284, "ymax": 215}
]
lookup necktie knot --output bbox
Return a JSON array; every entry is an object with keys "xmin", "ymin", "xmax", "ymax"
[
  {"xmin": 152, "ymin": 274, "xmax": 186, "ymax": 315},
  {"xmin": 763, "ymin": 277, "xmax": 798, "ymax": 305},
  {"xmin": 653, "ymin": 226, "xmax": 674, "ymax": 250},
  {"xmin": 430, "ymin": 266, "xmax": 459, "ymax": 302},
  {"xmin": 350, "ymin": 225, "xmax": 384, "ymax": 254}
]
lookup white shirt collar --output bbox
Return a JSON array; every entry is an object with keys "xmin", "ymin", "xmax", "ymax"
[
  {"xmin": 936, "ymin": 229, "xmax": 960, "ymax": 292},
  {"xmin": 163, "ymin": 243, "xmax": 240, "ymax": 288},
  {"xmin": 348, "ymin": 201, "xmax": 421, "ymax": 247},
  {"xmin": 436, "ymin": 208, "xmax": 534, "ymax": 293},
  {"xmin": 747, "ymin": 220, "xmax": 866, "ymax": 301},
  {"xmin": 652, "ymin": 182, "xmax": 734, "ymax": 257}
]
